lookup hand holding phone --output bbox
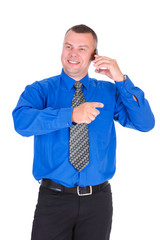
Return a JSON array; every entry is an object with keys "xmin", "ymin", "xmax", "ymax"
[{"xmin": 93, "ymin": 55, "xmax": 124, "ymax": 82}]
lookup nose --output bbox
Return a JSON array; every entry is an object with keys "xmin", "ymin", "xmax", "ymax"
[{"xmin": 69, "ymin": 48, "xmax": 79, "ymax": 58}]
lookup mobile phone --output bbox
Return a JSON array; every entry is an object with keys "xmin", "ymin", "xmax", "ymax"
[{"xmin": 91, "ymin": 49, "xmax": 98, "ymax": 61}]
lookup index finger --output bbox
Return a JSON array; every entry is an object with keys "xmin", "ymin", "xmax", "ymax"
[
  {"xmin": 93, "ymin": 55, "xmax": 112, "ymax": 63},
  {"xmin": 90, "ymin": 102, "xmax": 104, "ymax": 108}
]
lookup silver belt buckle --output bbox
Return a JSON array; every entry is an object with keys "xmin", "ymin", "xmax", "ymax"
[{"xmin": 77, "ymin": 186, "xmax": 92, "ymax": 196}]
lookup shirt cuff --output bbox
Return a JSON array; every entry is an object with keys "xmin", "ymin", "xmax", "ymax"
[
  {"xmin": 115, "ymin": 75, "xmax": 135, "ymax": 98},
  {"xmin": 58, "ymin": 107, "xmax": 74, "ymax": 128}
]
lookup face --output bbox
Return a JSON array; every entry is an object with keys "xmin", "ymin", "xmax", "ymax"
[{"xmin": 61, "ymin": 30, "xmax": 95, "ymax": 81}]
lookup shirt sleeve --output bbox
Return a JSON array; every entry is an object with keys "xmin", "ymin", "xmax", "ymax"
[
  {"xmin": 12, "ymin": 83, "xmax": 74, "ymax": 137},
  {"xmin": 114, "ymin": 76, "xmax": 155, "ymax": 132}
]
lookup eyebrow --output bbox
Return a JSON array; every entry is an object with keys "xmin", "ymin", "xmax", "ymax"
[{"xmin": 64, "ymin": 42, "xmax": 89, "ymax": 48}]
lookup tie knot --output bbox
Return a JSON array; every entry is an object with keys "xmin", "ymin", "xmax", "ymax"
[{"xmin": 74, "ymin": 82, "xmax": 82, "ymax": 89}]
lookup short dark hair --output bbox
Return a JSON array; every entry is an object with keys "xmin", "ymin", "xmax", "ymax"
[{"xmin": 65, "ymin": 24, "xmax": 98, "ymax": 48}]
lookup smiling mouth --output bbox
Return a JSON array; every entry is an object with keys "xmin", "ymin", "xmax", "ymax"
[{"xmin": 68, "ymin": 60, "xmax": 80, "ymax": 65}]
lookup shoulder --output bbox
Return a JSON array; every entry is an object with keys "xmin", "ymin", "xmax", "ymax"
[
  {"xmin": 25, "ymin": 74, "xmax": 61, "ymax": 93},
  {"xmin": 35, "ymin": 74, "xmax": 61, "ymax": 89}
]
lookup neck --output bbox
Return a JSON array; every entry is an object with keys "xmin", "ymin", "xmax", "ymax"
[{"xmin": 63, "ymin": 69, "xmax": 88, "ymax": 81}]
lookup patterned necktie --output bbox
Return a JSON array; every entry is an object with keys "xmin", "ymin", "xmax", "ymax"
[{"xmin": 69, "ymin": 82, "xmax": 89, "ymax": 171}]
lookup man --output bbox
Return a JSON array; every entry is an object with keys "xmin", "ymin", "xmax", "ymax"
[{"xmin": 12, "ymin": 24, "xmax": 155, "ymax": 240}]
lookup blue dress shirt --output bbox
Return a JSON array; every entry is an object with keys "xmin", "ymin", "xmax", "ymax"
[{"xmin": 12, "ymin": 69, "xmax": 155, "ymax": 187}]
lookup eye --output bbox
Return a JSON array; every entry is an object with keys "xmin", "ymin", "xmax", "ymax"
[
  {"xmin": 80, "ymin": 48, "xmax": 86, "ymax": 51},
  {"xmin": 65, "ymin": 44, "xmax": 72, "ymax": 50}
]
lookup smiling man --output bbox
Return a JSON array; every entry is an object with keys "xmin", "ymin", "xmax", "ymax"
[
  {"xmin": 12, "ymin": 24, "xmax": 155, "ymax": 240},
  {"xmin": 61, "ymin": 29, "xmax": 96, "ymax": 80}
]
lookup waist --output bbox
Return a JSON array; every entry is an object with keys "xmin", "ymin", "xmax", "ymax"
[{"xmin": 41, "ymin": 178, "xmax": 109, "ymax": 196}]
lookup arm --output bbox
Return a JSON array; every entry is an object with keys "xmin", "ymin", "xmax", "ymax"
[
  {"xmin": 12, "ymin": 82, "xmax": 73, "ymax": 137},
  {"xmin": 114, "ymin": 77, "xmax": 155, "ymax": 132},
  {"xmin": 93, "ymin": 55, "xmax": 155, "ymax": 132}
]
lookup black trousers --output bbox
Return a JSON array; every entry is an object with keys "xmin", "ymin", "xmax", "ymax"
[{"xmin": 31, "ymin": 183, "xmax": 113, "ymax": 240}]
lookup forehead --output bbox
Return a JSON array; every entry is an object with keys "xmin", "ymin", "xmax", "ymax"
[{"xmin": 64, "ymin": 30, "xmax": 95, "ymax": 48}]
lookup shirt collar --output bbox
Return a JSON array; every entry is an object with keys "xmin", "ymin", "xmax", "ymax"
[{"xmin": 60, "ymin": 69, "xmax": 89, "ymax": 90}]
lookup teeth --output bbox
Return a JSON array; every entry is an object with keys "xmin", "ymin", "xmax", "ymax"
[{"xmin": 68, "ymin": 60, "xmax": 79, "ymax": 64}]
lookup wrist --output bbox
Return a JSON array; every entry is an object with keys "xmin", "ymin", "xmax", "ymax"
[
  {"xmin": 123, "ymin": 74, "xmax": 127, "ymax": 81},
  {"xmin": 116, "ymin": 74, "xmax": 126, "ymax": 82},
  {"xmin": 72, "ymin": 108, "xmax": 76, "ymax": 123}
]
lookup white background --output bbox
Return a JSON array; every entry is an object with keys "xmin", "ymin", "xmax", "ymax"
[{"xmin": 1, "ymin": 0, "xmax": 160, "ymax": 239}]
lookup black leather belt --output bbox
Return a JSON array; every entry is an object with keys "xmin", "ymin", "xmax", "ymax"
[{"xmin": 41, "ymin": 178, "xmax": 109, "ymax": 196}]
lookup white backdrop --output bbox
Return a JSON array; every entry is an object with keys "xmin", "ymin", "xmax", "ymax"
[{"xmin": 1, "ymin": 0, "xmax": 160, "ymax": 239}]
